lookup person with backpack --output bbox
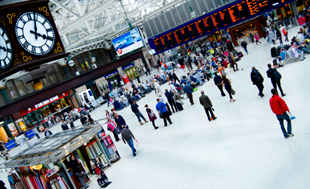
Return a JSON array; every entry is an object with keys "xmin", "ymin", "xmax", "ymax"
[
  {"xmin": 251, "ymin": 67, "xmax": 264, "ymax": 97},
  {"xmin": 240, "ymin": 39, "xmax": 248, "ymax": 54},
  {"xmin": 266, "ymin": 64, "xmax": 286, "ymax": 97}
]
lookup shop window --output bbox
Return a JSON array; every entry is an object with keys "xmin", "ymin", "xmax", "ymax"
[
  {"xmin": 49, "ymin": 73, "xmax": 58, "ymax": 84},
  {"xmin": 14, "ymin": 80, "xmax": 27, "ymax": 96},
  {"xmin": 25, "ymin": 82, "xmax": 34, "ymax": 93},
  {"xmin": 77, "ymin": 57, "xmax": 87, "ymax": 71},
  {"xmin": 83, "ymin": 55, "xmax": 91, "ymax": 69},
  {"xmin": 43, "ymin": 77, "xmax": 51, "ymax": 87},
  {"xmin": 5, "ymin": 80, "xmax": 19, "ymax": 99}
]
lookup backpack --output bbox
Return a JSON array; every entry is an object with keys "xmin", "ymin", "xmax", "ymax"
[{"xmin": 273, "ymin": 70, "xmax": 282, "ymax": 82}]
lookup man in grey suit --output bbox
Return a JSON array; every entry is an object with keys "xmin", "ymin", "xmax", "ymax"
[{"xmin": 199, "ymin": 90, "xmax": 217, "ymax": 121}]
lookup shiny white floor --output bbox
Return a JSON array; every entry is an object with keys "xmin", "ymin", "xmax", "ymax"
[{"xmin": 2, "ymin": 26, "xmax": 310, "ymax": 189}]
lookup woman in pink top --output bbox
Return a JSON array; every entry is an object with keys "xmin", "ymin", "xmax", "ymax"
[
  {"xmin": 107, "ymin": 118, "xmax": 120, "ymax": 141},
  {"xmin": 255, "ymin": 33, "xmax": 261, "ymax": 45}
]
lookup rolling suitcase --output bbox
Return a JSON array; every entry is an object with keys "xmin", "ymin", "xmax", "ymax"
[
  {"xmin": 176, "ymin": 102, "xmax": 183, "ymax": 111},
  {"xmin": 271, "ymin": 47, "xmax": 277, "ymax": 57},
  {"xmin": 283, "ymin": 44, "xmax": 290, "ymax": 50}
]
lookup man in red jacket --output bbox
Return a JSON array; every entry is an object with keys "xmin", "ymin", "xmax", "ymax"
[{"xmin": 269, "ymin": 89, "xmax": 294, "ymax": 139}]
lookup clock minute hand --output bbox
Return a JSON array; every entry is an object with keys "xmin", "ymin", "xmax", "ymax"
[
  {"xmin": 0, "ymin": 46, "xmax": 7, "ymax": 52},
  {"xmin": 30, "ymin": 30, "xmax": 47, "ymax": 39},
  {"xmin": 34, "ymin": 13, "xmax": 38, "ymax": 39}
]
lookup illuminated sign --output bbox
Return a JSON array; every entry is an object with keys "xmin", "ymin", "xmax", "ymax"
[
  {"xmin": 228, "ymin": 5, "xmax": 240, "ymax": 22},
  {"xmin": 160, "ymin": 35, "xmax": 169, "ymax": 49},
  {"xmin": 257, "ymin": 0, "xmax": 270, "ymax": 11},
  {"xmin": 203, "ymin": 16, "xmax": 214, "ymax": 32},
  {"xmin": 219, "ymin": 9, "xmax": 232, "ymax": 26},
  {"xmin": 246, "ymin": 0, "xmax": 260, "ymax": 15},
  {"xmin": 153, "ymin": 38, "xmax": 163, "ymax": 52},
  {"xmin": 180, "ymin": 26, "xmax": 191, "ymax": 41},
  {"xmin": 173, "ymin": 29, "xmax": 183, "ymax": 44},
  {"xmin": 166, "ymin": 32, "xmax": 176, "ymax": 47},
  {"xmin": 187, "ymin": 23, "xmax": 199, "ymax": 39},
  {"xmin": 195, "ymin": 20, "xmax": 206, "ymax": 35},
  {"xmin": 211, "ymin": 13, "xmax": 222, "ymax": 29},
  {"xmin": 35, "ymin": 95, "xmax": 60, "ymax": 109}
]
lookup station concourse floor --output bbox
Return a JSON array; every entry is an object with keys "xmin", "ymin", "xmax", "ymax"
[{"xmin": 2, "ymin": 26, "xmax": 310, "ymax": 189}]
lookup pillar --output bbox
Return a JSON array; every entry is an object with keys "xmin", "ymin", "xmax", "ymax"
[
  {"xmin": 0, "ymin": 84, "xmax": 10, "ymax": 104},
  {"xmin": 290, "ymin": 2, "xmax": 299, "ymax": 26},
  {"xmin": 254, "ymin": 20, "xmax": 264, "ymax": 38},
  {"xmin": 61, "ymin": 65, "xmax": 71, "ymax": 79},
  {"xmin": 229, "ymin": 29, "xmax": 238, "ymax": 46}
]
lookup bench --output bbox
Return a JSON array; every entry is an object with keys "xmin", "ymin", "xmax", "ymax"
[{"xmin": 283, "ymin": 47, "xmax": 300, "ymax": 64}]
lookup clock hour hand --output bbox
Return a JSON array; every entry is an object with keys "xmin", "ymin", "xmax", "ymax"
[
  {"xmin": 30, "ymin": 30, "xmax": 47, "ymax": 39},
  {"xmin": 0, "ymin": 46, "xmax": 7, "ymax": 52}
]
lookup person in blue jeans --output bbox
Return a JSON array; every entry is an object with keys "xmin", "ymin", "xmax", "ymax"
[
  {"xmin": 131, "ymin": 100, "xmax": 148, "ymax": 125},
  {"xmin": 156, "ymin": 98, "xmax": 172, "ymax": 126},
  {"xmin": 121, "ymin": 126, "xmax": 137, "ymax": 156}
]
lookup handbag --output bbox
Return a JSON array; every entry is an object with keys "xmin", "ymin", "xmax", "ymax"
[
  {"xmin": 231, "ymin": 89, "xmax": 236, "ymax": 95},
  {"xmin": 115, "ymin": 127, "xmax": 121, "ymax": 134},
  {"xmin": 287, "ymin": 112, "xmax": 296, "ymax": 120}
]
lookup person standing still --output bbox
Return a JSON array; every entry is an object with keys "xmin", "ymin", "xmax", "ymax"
[
  {"xmin": 156, "ymin": 99, "xmax": 172, "ymax": 126},
  {"xmin": 251, "ymin": 67, "xmax": 264, "ymax": 97},
  {"xmin": 199, "ymin": 91, "xmax": 217, "ymax": 121},
  {"xmin": 183, "ymin": 81, "xmax": 194, "ymax": 105},
  {"xmin": 165, "ymin": 89, "xmax": 178, "ymax": 113},
  {"xmin": 121, "ymin": 126, "xmax": 137, "ymax": 156},
  {"xmin": 269, "ymin": 89, "xmax": 294, "ymax": 139},
  {"xmin": 131, "ymin": 101, "xmax": 148, "ymax": 125},
  {"xmin": 266, "ymin": 64, "xmax": 286, "ymax": 97},
  {"xmin": 69, "ymin": 156, "xmax": 89, "ymax": 189},
  {"xmin": 214, "ymin": 72, "xmax": 226, "ymax": 96},
  {"xmin": 254, "ymin": 33, "xmax": 261, "ymax": 45},
  {"xmin": 145, "ymin": 104, "xmax": 159, "ymax": 129},
  {"xmin": 241, "ymin": 39, "xmax": 248, "ymax": 54}
]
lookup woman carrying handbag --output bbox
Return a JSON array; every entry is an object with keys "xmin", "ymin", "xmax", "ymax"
[
  {"xmin": 222, "ymin": 75, "xmax": 235, "ymax": 102},
  {"xmin": 145, "ymin": 104, "xmax": 159, "ymax": 129},
  {"xmin": 107, "ymin": 118, "xmax": 120, "ymax": 141}
]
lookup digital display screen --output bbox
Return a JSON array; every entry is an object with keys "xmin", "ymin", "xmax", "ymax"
[
  {"xmin": 203, "ymin": 16, "xmax": 214, "ymax": 32},
  {"xmin": 187, "ymin": 23, "xmax": 199, "ymax": 39},
  {"xmin": 219, "ymin": 9, "xmax": 231, "ymax": 26},
  {"xmin": 166, "ymin": 32, "xmax": 176, "ymax": 47},
  {"xmin": 237, "ymin": 1, "xmax": 250, "ymax": 19},
  {"xmin": 180, "ymin": 26, "xmax": 191, "ymax": 41},
  {"xmin": 246, "ymin": 0, "xmax": 260, "ymax": 15},
  {"xmin": 211, "ymin": 13, "xmax": 222, "ymax": 29},
  {"xmin": 257, "ymin": 0, "xmax": 270, "ymax": 11},
  {"xmin": 269, "ymin": 0, "xmax": 281, "ymax": 6},
  {"xmin": 228, "ymin": 5, "xmax": 240, "ymax": 22},
  {"xmin": 153, "ymin": 38, "xmax": 163, "ymax": 52},
  {"xmin": 173, "ymin": 29, "xmax": 183, "ymax": 44},
  {"xmin": 160, "ymin": 35, "xmax": 169, "ymax": 49},
  {"xmin": 195, "ymin": 20, "xmax": 206, "ymax": 35}
]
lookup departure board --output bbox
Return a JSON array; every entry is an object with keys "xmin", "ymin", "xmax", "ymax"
[
  {"xmin": 203, "ymin": 16, "xmax": 214, "ymax": 32},
  {"xmin": 246, "ymin": 0, "xmax": 260, "ymax": 15},
  {"xmin": 166, "ymin": 32, "xmax": 176, "ymax": 47},
  {"xmin": 195, "ymin": 20, "xmax": 206, "ymax": 35},
  {"xmin": 211, "ymin": 13, "xmax": 222, "ymax": 29},
  {"xmin": 153, "ymin": 38, "xmax": 163, "ymax": 52},
  {"xmin": 187, "ymin": 23, "xmax": 199, "ymax": 39},
  {"xmin": 257, "ymin": 0, "xmax": 270, "ymax": 11},
  {"xmin": 228, "ymin": 5, "xmax": 240, "ymax": 22},
  {"xmin": 160, "ymin": 35, "xmax": 169, "ymax": 49},
  {"xmin": 237, "ymin": 1, "xmax": 250, "ymax": 19},
  {"xmin": 173, "ymin": 29, "xmax": 183, "ymax": 44},
  {"xmin": 180, "ymin": 26, "xmax": 191, "ymax": 41},
  {"xmin": 219, "ymin": 9, "xmax": 232, "ymax": 26}
]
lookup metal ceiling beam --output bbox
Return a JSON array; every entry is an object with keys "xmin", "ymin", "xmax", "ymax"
[
  {"xmin": 59, "ymin": 0, "xmax": 117, "ymax": 35},
  {"xmin": 50, "ymin": 0, "xmax": 79, "ymax": 17}
]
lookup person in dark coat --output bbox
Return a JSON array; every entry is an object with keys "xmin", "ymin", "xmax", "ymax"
[
  {"xmin": 226, "ymin": 40, "xmax": 234, "ymax": 52},
  {"xmin": 164, "ymin": 89, "xmax": 178, "ymax": 113},
  {"xmin": 214, "ymin": 72, "xmax": 226, "ymax": 96},
  {"xmin": 266, "ymin": 64, "xmax": 285, "ymax": 97},
  {"xmin": 251, "ymin": 67, "xmax": 265, "ymax": 97},
  {"xmin": 241, "ymin": 39, "xmax": 248, "ymax": 54},
  {"xmin": 69, "ymin": 155, "xmax": 89, "ymax": 189},
  {"xmin": 61, "ymin": 120, "xmax": 69, "ymax": 131},
  {"xmin": 222, "ymin": 75, "xmax": 235, "ymax": 102},
  {"xmin": 172, "ymin": 69, "xmax": 180, "ymax": 84},
  {"xmin": 44, "ymin": 128, "xmax": 52, "ymax": 137},
  {"xmin": 199, "ymin": 90, "xmax": 217, "ymax": 121},
  {"xmin": 113, "ymin": 113, "xmax": 126, "ymax": 129},
  {"xmin": 145, "ymin": 104, "xmax": 158, "ymax": 129},
  {"xmin": 183, "ymin": 81, "xmax": 194, "ymax": 105}
]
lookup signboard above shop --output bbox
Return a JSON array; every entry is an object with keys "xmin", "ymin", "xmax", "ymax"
[{"xmin": 112, "ymin": 28, "xmax": 144, "ymax": 57}]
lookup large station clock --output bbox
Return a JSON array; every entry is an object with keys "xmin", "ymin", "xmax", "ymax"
[
  {"xmin": 15, "ymin": 11, "xmax": 56, "ymax": 56},
  {"xmin": 0, "ymin": 26, "xmax": 13, "ymax": 69}
]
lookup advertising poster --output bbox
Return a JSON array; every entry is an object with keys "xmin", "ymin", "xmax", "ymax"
[
  {"xmin": 112, "ymin": 28, "xmax": 144, "ymax": 56},
  {"xmin": 7, "ymin": 123, "xmax": 18, "ymax": 137}
]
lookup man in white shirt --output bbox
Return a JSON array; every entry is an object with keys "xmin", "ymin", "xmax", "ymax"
[
  {"xmin": 168, "ymin": 82, "xmax": 177, "ymax": 95},
  {"xmin": 153, "ymin": 80, "xmax": 162, "ymax": 96}
]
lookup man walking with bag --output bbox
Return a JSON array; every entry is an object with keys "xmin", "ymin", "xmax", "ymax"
[
  {"xmin": 131, "ymin": 101, "xmax": 148, "ymax": 125},
  {"xmin": 199, "ymin": 91, "xmax": 217, "ymax": 121},
  {"xmin": 269, "ymin": 89, "xmax": 294, "ymax": 139},
  {"xmin": 183, "ymin": 81, "xmax": 194, "ymax": 105},
  {"xmin": 251, "ymin": 67, "xmax": 265, "ymax": 97},
  {"xmin": 156, "ymin": 98, "xmax": 172, "ymax": 126},
  {"xmin": 121, "ymin": 126, "xmax": 137, "ymax": 157},
  {"xmin": 214, "ymin": 72, "xmax": 226, "ymax": 97},
  {"xmin": 266, "ymin": 64, "xmax": 286, "ymax": 97}
]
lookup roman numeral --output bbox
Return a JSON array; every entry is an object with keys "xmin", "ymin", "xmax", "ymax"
[
  {"xmin": 32, "ymin": 46, "xmax": 36, "ymax": 53},
  {"xmin": 42, "ymin": 19, "xmax": 47, "ymax": 25},
  {"xmin": 45, "ymin": 44, "xmax": 50, "ymax": 49},
  {"xmin": 40, "ymin": 47, "xmax": 44, "ymax": 53},
  {"xmin": 23, "ymin": 41, "xmax": 29, "ymax": 48},
  {"xmin": 7, "ymin": 48, "xmax": 12, "ymax": 53},
  {"xmin": 17, "ymin": 35, "xmax": 24, "ymax": 40},
  {"xmin": 46, "ymin": 28, "xmax": 53, "ymax": 32},
  {"xmin": 46, "ymin": 36, "xmax": 53, "ymax": 41},
  {"xmin": 1, "ymin": 60, "xmax": 4, "ymax": 67},
  {"xmin": 26, "ymin": 13, "xmax": 32, "ymax": 20},
  {"xmin": 5, "ymin": 40, "xmax": 10, "ymax": 44},
  {"xmin": 20, "ymin": 17, "xmax": 26, "ymax": 24}
]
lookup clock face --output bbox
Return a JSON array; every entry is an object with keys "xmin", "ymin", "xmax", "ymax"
[
  {"xmin": 15, "ymin": 11, "xmax": 56, "ymax": 56},
  {"xmin": 0, "ymin": 26, "xmax": 13, "ymax": 69}
]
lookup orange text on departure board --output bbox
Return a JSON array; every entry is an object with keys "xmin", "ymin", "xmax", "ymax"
[
  {"xmin": 195, "ymin": 20, "xmax": 205, "ymax": 35},
  {"xmin": 211, "ymin": 13, "xmax": 220, "ymax": 29},
  {"xmin": 173, "ymin": 30, "xmax": 182, "ymax": 44},
  {"xmin": 228, "ymin": 5, "xmax": 240, "ymax": 22},
  {"xmin": 219, "ymin": 9, "xmax": 228, "ymax": 26},
  {"xmin": 180, "ymin": 26, "xmax": 190, "ymax": 41},
  {"xmin": 166, "ymin": 32, "xmax": 174, "ymax": 47},
  {"xmin": 237, "ymin": 1, "xmax": 247, "ymax": 19},
  {"xmin": 246, "ymin": 0, "xmax": 259, "ymax": 15},
  {"xmin": 258, "ymin": 0, "xmax": 269, "ymax": 8},
  {"xmin": 160, "ymin": 36, "xmax": 167, "ymax": 49},
  {"xmin": 154, "ymin": 38, "xmax": 161, "ymax": 51}
]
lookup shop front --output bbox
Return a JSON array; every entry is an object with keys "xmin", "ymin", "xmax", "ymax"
[
  {"xmin": 122, "ymin": 63, "xmax": 137, "ymax": 80},
  {"xmin": 0, "ymin": 116, "xmax": 19, "ymax": 144},
  {"xmin": 19, "ymin": 91, "xmax": 74, "ymax": 132},
  {"xmin": 105, "ymin": 71, "xmax": 120, "ymax": 90}
]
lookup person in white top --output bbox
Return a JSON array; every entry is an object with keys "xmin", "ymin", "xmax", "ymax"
[
  {"xmin": 291, "ymin": 43, "xmax": 305, "ymax": 61},
  {"xmin": 168, "ymin": 82, "xmax": 177, "ymax": 95},
  {"xmin": 153, "ymin": 80, "xmax": 162, "ymax": 96}
]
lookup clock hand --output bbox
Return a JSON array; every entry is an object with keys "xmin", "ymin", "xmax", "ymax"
[
  {"xmin": 30, "ymin": 30, "xmax": 47, "ymax": 39},
  {"xmin": 0, "ymin": 46, "xmax": 7, "ymax": 52},
  {"xmin": 34, "ymin": 13, "xmax": 38, "ymax": 40}
]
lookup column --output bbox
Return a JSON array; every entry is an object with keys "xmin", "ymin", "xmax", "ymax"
[
  {"xmin": 290, "ymin": 2, "xmax": 299, "ymax": 26},
  {"xmin": 254, "ymin": 19, "xmax": 264, "ymax": 38},
  {"xmin": 0, "ymin": 83, "xmax": 10, "ymax": 104},
  {"xmin": 61, "ymin": 65, "xmax": 71, "ymax": 79}
]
